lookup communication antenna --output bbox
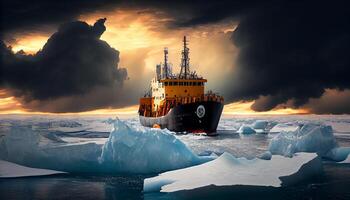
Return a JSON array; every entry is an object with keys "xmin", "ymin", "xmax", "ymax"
[
  {"xmin": 163, "ymin": 47, "xmax": 169, "ymax": 78},
  {"xmin": 179, "ymin": 36, "xmax": 190, "ymax": 79}
]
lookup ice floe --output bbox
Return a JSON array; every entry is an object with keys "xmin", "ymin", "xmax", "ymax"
[
  {"xmin": 0, "ymin": 160, "xmax": 65, "ymax": 178},
  {"xmin": 0, "ymin": 119, "xmax": 213, "ymax": 174},
  {"xmin": 143, "ymin": 152, "xmax": 322, "ymax": 193}
]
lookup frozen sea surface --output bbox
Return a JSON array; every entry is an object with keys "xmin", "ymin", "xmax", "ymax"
[{"xmin": 0, "ymin": 114, "xmax": 350, "ymax": 199}]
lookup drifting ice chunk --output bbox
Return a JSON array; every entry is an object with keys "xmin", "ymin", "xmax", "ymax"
[
  {"xmin": 252, "ymin": 120, "xmax": 269, "ymax": 130},
  {"xmin": 258, "ymin": 151, "xmax": 272, "ymax": 160},
  {"xmin": 237, "ymin": 125, "xmax": 256, "ymax": 134},
  {"xmin": 268, "ymin": 123, "xmax": 350, "ymax": 161},
  {"xmin": 100, "ymin": 119, "xmax": 213, "ymax": 173},
  {"xmin": 0, "ymin": 160, "xmax": 65, "ymax": 178},
  {"xmin": 143, "ymin": 152, "xmax": 322, "ymax": 193}
]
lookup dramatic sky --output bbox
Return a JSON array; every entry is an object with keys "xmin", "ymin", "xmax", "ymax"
[{"xmin": 1, "ymin": 0, "xmax": 349, "ymax": 114}]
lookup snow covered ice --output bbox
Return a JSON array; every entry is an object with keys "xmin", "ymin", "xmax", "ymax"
[{"xmin": 143, "ymin": 152, "xmax": 322, "ymax": 193}]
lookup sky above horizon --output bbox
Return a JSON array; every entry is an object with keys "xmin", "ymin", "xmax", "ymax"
[{"xmin": 1, "ymin": 1, "xmax": 350, "ymax": 115}]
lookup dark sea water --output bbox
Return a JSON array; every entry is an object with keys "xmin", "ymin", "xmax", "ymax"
[{"xmin": 0, "ymin": 115, "xmax": 350, "ymax": 200}]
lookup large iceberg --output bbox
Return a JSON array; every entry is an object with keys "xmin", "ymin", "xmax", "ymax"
[
  {"xmin": 0, "ymin": 119, "xmax": 213, "ymax": 174},
  {"xmin": 268, "ymin": 123, "xmax": 350, "ymax": 161},
  {"xmin": 144, "ymin": 152, "xmax": 322, "ymax": 193},
  {"xmin": 99, "ymin": 119, "xmax": 213, "ymax": 173},
  {"xmin": 0, "ymin": 160, "xmax": 65, "ymax": 178}
]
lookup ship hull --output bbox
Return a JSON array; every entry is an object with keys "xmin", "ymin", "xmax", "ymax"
[{"xmin": 139, "ymin": 101, "xmax": 223, "ymax": 135}]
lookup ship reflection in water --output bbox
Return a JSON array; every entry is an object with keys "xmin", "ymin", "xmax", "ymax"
[{"xmin": 138, "ymin": 36, "xmax": 224, "ymax": 135}]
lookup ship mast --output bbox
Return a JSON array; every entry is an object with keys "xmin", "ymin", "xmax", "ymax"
[
  {"xmin": 179, "ymin": 36, "xmax": 190, "ymax": 79},
  {"xmin": 163, "ymin": 47, "xmax": 169, "ymax": 79}
]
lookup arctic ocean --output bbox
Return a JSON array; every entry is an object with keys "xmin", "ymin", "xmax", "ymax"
[{"xmin": 0, "ymin": 114, "xmax": 350, "ymax": 200}]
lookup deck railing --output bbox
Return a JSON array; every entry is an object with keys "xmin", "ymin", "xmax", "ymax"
[{"xmin": 139, "ymin": 93, "xmax": 224, "ymax": 117}]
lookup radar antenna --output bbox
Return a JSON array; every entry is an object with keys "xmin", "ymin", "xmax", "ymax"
[
  {"xmin": 163, "ymin": 47, "xmax": 169, "ymax": 78},
  {"xmin": 179, "ymin": 36, "xmax": 190, "ymax": 79}
]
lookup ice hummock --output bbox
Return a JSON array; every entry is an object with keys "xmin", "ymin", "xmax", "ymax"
[
  {"xmin": 268, "ymin": 123, "xmax": 350, "ymax": 161},
  {"xmin": 0, "ymin": 160, "xmax": 65, "ymax": 178},
  {"xmin": 0, "ymin": 119, "xmax": 213, "ymax": 174},
  {"xmin": 143, "ymin": 152, "xmax": 322, "ymax": 193}
]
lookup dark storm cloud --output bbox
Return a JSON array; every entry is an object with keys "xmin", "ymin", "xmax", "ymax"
[
  {"xmin": 305, "ymin": 90, "xmax": 350, "ymax": 115},
  {"xmin": 227, "ymin": 1, "xmax": 350, "ymax": 112},
  {"xmin": 2, "ymin": 0, "xmax": 350, "ymax": 113},
  {"xmin": 1, "ymin": 0, "xmax": 255, "ymax": 35},
  {"xmin": 0, "ymin": 0, "xmax": 120, "ymax": 34},
  {"xmin": 1, "ymin": 18, "xmax": 127, "ymax": 112}
]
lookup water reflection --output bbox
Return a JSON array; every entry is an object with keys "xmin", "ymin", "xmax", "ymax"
[{"xmin": 1, "ymin": 164, "xmax": 350, "ymax": 200}]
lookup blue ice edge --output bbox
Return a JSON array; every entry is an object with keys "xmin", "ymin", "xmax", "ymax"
[{"xmin": 0, "ymin": 118, "xmax": 214, "ymax": 174}]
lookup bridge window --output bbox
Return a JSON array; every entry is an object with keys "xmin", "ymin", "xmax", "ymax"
[
  {"xmin": 174, "ymin": 82, "xmax": 178, "ymax": 86},
  {"xmin": 179, "ymin": 82, "xmax": 183, "ymax": 86},
  {"xmin": 169, "ymin": 82, "xmax": 173, "ymax": 86},
  {"xmin": 164, "ymin": 82, "xmax": 168, "ymax": 86}
]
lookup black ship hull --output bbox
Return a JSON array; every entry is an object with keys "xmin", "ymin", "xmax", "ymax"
[{"xmin": 139, "ymin": 101, "xmax": 223, "ymax": 135}]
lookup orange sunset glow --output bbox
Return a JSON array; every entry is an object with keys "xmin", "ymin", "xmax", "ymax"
[
  {"xmin": 1, "ymin": 9, "xmax": 309, "ymax": 115},
  {"xmin": 0, "ymin": 91, "xmax": 308, "ymax": 115}
]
